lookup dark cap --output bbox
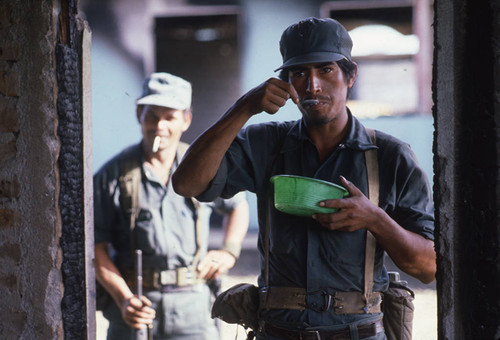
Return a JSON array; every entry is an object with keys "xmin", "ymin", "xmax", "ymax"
[{"xmin": 275, "ymin": 17, "xmax": 353, "ymax": 71}]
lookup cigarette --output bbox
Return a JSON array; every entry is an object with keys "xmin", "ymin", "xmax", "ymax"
[
  {"xmin": 152, "ymin": 136, "xmax": 161, "ymax": 153},
  {"xmin": 301, "ymin": 99, "xmax": 320, "ymax": 106}
]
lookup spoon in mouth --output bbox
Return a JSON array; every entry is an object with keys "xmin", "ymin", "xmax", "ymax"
[{"xmin": 301, "ymin": 99, "xmax": 320, "ymax": 106}]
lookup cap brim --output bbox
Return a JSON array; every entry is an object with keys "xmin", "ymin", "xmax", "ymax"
[
  {"xmin": 136, "ymin": 94, "xmax": 189, "ymax": 110},
  {"xmin": 274, "ymin": 52, "xmax": 348, "ymax": 72}
]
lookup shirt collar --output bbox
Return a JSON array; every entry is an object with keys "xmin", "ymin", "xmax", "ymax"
[
  {"xmin": 280, "ymin": 108, "xmax": 377, "ymax": 153},
  {"xmin": 343, "ymin": 109, "xmax": 377, "ymax": 150}
]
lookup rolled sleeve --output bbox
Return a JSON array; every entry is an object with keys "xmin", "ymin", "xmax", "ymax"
[
  {"xmin": 195, "ymin": 126, "xmax": 263, "ymax": 201},
  {"xmin": 93, "ymin": 157, "xmax": 122, "ymax": 245},
  {"xmin": 212, "ymin": 191, "xmax": 247, "ymax": 214},
  {"xmin": 381, "ymin": 140, "xmax": 435, "ymax": 241},
  {"xmin": 93, "ymin": 173, "xmax": 118, "ymax": 244},
  {"xmin": 195, "ymin": 156, "xmax": 229, "ymax": 202}
]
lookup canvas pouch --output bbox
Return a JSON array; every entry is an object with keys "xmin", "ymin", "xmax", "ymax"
[
  {"xmin": 382, "ymin": 279, "xmax": 415, "ymax": 340},
  {"xmin": 211, "ymin": 283, "xmax": 260, "ymax": 331}
]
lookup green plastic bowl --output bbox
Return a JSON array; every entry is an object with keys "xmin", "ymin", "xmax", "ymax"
[{"xmin": 270, "ymin": 175, "xmax": 349, "ymax": 217}]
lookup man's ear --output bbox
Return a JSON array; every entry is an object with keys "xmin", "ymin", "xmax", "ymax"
[
  {"xmin": 182, "ymin": 109, "xmax": 193, "ymax": 132},
  {"xmin": 136, "ymin": 105, "xmax": 144, "ymax": 123},
  {"xmin": 348, "ymin": 62, "xmax": 358, "ymax": 88}
]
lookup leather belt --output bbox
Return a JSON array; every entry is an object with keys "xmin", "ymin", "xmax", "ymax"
[
  {"xmin": 259, "ymin": 287, "xmax": 382, "ymax": 314},
  {"xmin": 264, "ymin": 318, "xmax": 384, "ymax": 340},
  {"xmin": 122, "ymin": 267, "xmax": 205, "ymax": 290}
]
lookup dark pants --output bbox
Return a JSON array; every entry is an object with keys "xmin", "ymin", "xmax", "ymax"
[
  {"xmin": 256, "ymin": 316, "xmax": 387, "ymax": 340},
  {"xmin": 256, "ymin": 334, "xmax": 386, "ymax": 340}
]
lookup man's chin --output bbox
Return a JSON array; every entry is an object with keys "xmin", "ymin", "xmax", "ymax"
[{"xmin": 302, "ymin": 114, "xmax": 332, "ymax": 127}]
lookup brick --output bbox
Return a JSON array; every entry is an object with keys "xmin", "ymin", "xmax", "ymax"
[
  {"xmin": 0, "ymin": 273, "xmax": 18, "ymax": 290},
  {"xmin": 0, "ymin": 41, "xmax": 21, "ymax": 61},
  {"xmin": 0, "ymin": 100, "xmax": 18, "ymax": 132},
  {"xmin": 0, "ymin": 140, "xmax": 16, "ymax": 164},
  {"xmin": 0, "ymin": 242, "xmax": 21, "ymax": 263},
  {"xmin": 0, "ymin": 5, "xmax": 21, "ymax": 62},
  {"xmin": 0, "ymin": 176, "xmax": 20, "ymax": 199},
  {"xmin": 0, "ymin": 6, "xmax": 18, "ymax": 29},
  {"xmin": 0, "ymin": 310, "xmax": 26, "ymax": 339},
  {"xmin": 0, "ymin": 70, "xmax": 20, "ymax": 97},
  {"xmin": 0, "ymin": 208, "xmax": 17, "ymax": 229}
]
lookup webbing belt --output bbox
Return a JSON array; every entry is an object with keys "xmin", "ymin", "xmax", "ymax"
[
  {"xmin": 122, "ymin": 267, "xmax": 205, "ymax": 289},
  {"xmin": 259, "ymin": 287, "xmax": 382, "ymax": 314}
]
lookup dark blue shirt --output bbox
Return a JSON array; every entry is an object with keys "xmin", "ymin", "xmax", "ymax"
[{"xmin": 197, "ymin": 113, "xmax": 434, "ymax": 328}]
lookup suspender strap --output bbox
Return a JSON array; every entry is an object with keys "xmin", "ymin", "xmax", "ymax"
[
  {"xmin": 119, "ymin": 146, "xmax": 142, "ymax": 253},
  {"xmin": 363, "ymin": 128, "xmax": 379, "ymax": 311}
]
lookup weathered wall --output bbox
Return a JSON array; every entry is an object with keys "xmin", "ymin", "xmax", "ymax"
[
  {"xmin": 57, "ymin": 1, "xmax": 95, "ymax": 337},
  {"xmin": 0, "ymin": 2, "xmax": 63, "ymax": 339},
  {"xmin": 434, "ymin": 0, "xmax": 500, "ymax": 338},
  {"xmin": 0, "ymin": 1, "xmax": 94, "ymax": 339}
]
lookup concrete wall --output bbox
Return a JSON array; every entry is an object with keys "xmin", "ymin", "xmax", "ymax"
[{"xmin": 434, "ymin": 0, "xmax": 500, "ymax": 338}]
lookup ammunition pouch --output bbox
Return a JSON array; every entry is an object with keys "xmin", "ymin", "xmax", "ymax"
[
  {"xmin": 211, "ymin": 283, "xmax": 260, "ymax": 331},
  {"xmin": 382, "ymin": 280, "xmax": 415, "ymax": 340}
]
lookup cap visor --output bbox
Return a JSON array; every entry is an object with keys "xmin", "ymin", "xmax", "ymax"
[
  {"xmin": 274, "ymin": 52, "xmax": 347, "ymax": 72},
  {"xmin": 136, "ymin": 94, "xmax": 188, "ymax": 110}
]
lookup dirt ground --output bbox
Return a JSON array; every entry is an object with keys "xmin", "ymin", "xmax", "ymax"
[{"xmin": 96, "ymin": 274, "xmax": 437, "ymax": 340}]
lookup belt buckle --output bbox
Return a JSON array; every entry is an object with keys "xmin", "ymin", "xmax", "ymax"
[
  {"xmin": 159, "ymin": 270, "xmax": 176, "ymax": 286},
  {"xmin": 307, "ymin": 289, "xmax": 333, "ymax": 313},
  {"xmin": 307, "ymin": 330, "xmax": 321, "ymax": 340},
  {"xmin": 176, "ymin": 267, "xmax": 195, "ymax": 286},
  {"xmin": 298, "ymin": 330, "xmax": 321, "ymax": 340}
]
